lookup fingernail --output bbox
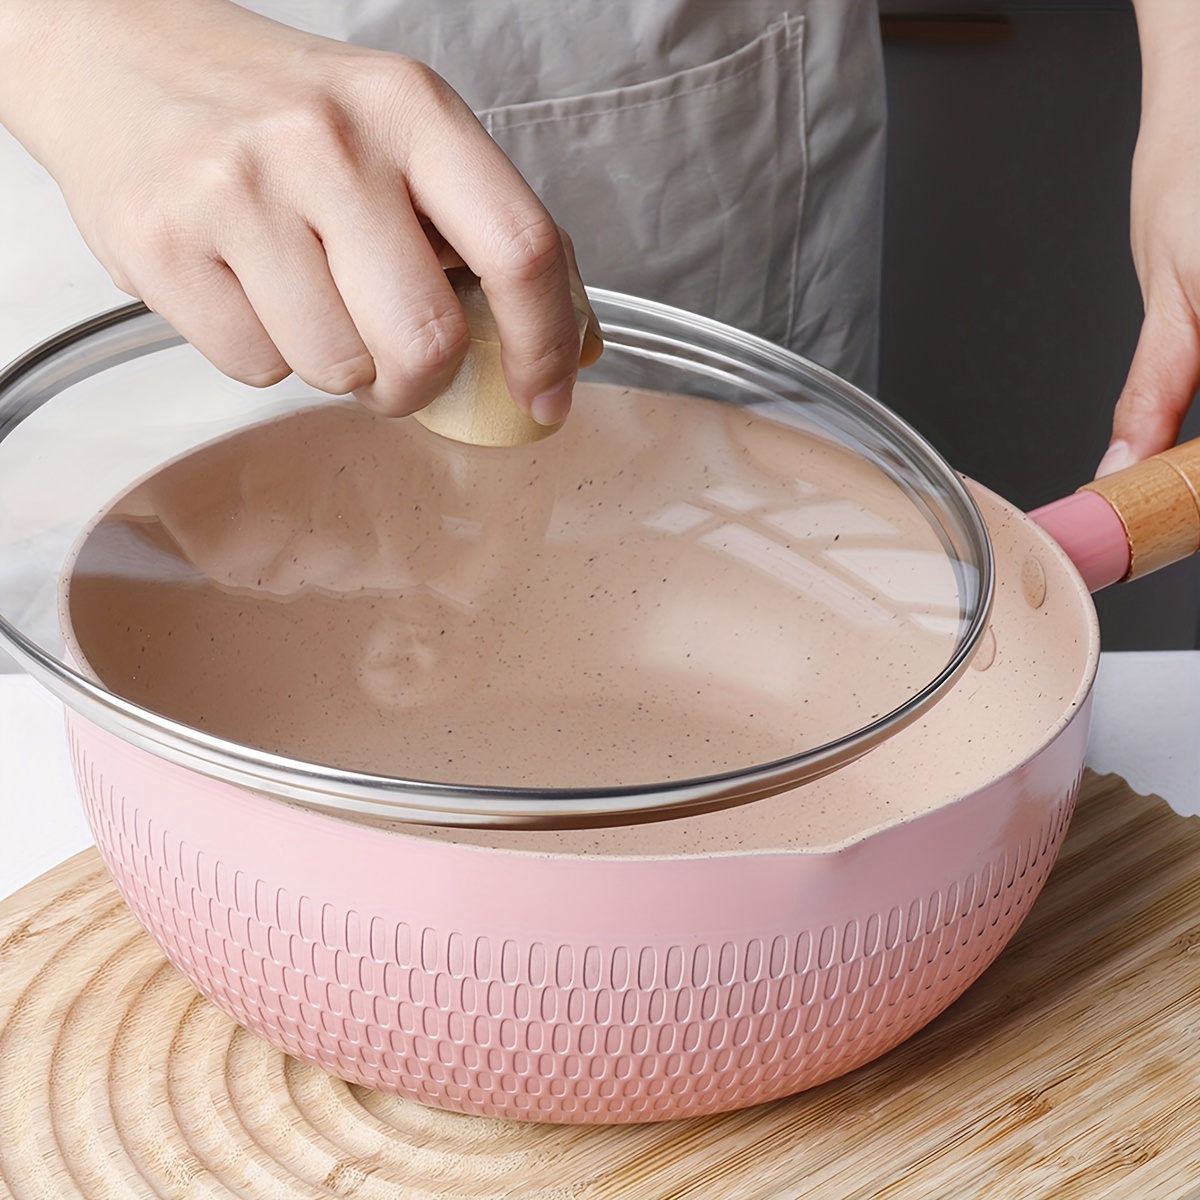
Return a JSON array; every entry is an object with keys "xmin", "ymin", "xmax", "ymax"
[
  {"xmin": 530, "ymin": 375, "xmax": 574, "ymax": 426},
  {"xmin": 1095, "ymin": 439, "xmax": 1135, "ymax": 478}
]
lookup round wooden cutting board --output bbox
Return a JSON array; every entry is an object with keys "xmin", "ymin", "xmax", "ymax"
[{"xmin": 1, "ymin": 772, "xmax": 1199, "ymax": 1199}]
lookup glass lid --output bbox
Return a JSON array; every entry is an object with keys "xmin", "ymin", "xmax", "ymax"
[{"xmin": 0, "ymin": 298, "xmax": 992, "ymax": 827}]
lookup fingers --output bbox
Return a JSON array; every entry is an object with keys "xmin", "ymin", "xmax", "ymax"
[
  {"xmin": 403, "ymin": 100, "xmax": 588, "ymax": 423},
  {"xmin": 308, "ymin": 87, "xmax": 596, "ymax": 422},
  {"xmin": 419, "ymin": 216, "xmax": 466, "ymax": 270},
  {"xmin": 134, "ymin": 225, "xmax": 390, "ymax": 403},
  {"xmin": 98, "ymin": 50, "xmax": 596, "ymax": 423},
  {"xmin": 1101, "ymin": 298, "xmax": 1200, "ymax": 476},
  {"xmin": 225, "ymin": 221, "xmax": 377, "ymax": 396},
  {"xmin": 317, "ymin": 188, "xmax": 472, "ymax": 417},
  {"xmin": 136, "ymin": 257, "xmax": 291, "ymax": 388},
  {"xmin": 134, "ymin": 190, "xmax": 585, "ymax": 426},
  {"xmin": 140, "ymin": 196, "xmax": 473, "ymax": 417}
]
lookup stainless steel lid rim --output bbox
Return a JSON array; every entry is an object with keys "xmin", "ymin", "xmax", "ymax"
[{"xmin": 0, "ymin": 299, "xmax": 994, "ymax": 828}]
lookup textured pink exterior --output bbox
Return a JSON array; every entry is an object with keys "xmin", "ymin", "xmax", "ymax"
[
  {"xmin": 66, "ymin": 694, "xmax": 1091, "ymax": 1124},
  {"xmin": 1029, "ymin": 491, "xmax": 1130, "ymax": 591}
]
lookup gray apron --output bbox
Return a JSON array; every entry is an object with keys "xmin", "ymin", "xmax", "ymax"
[{"xmin": 239, "ymin": 0, "xmax": 886, "ymax": 390}]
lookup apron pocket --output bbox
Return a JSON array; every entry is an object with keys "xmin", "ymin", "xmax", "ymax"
[{"xmin": 480, "ymin": 17, "xmax": 808, "ymax": 349}]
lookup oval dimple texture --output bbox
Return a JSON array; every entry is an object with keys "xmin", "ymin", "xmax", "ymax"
[
  {"xmin": 75, "ymin": 732, "xmax": 1080, "ymax": 1123},
  {"xmin": 1021, "ymin": 556, "xmax": 1048, "ymax": 610}
]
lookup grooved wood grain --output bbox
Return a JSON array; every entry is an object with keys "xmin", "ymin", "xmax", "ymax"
[
  {"xmin": 1082, "ymin": 437, "xmax": 1200, "ymax": 579},
  {"xmin": 1, "ymin": 772, "xmax": 1199, "ymax": 1199}
]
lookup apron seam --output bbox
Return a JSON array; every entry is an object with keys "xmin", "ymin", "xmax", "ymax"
[
  {"xmin": 784, "ymin": 14, "xmax": 809, "ymax": 347},
  {"xmin": 481, "ymin": 18, "xmax": 800, "ymax": 133}
]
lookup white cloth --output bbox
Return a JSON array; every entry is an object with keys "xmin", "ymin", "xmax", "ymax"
[{"xmin": 234, "ymin": 0, "xmax": 887, "ymax": 390}]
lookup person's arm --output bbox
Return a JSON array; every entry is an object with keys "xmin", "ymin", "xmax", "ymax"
[
  {"xmin": 1099, "ymin": 0, "xmax": 1200, "ymax": 474},
  {"xmin": 0, "ymin": 0, "xmax": 594, "ymax": 425}
]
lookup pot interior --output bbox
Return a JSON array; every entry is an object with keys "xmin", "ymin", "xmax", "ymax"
[
  {"xmin": 393, "ymin": 480, "xmax": 1098, "ymax": 856},
  {"xmin": 65, "ymin": 387, "xmax": 970, "ymax": 790},
  {"xmin": 2, "ymin": 299, "xmax": 994, "ymax": 824}
]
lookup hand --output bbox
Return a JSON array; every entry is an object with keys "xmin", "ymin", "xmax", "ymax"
[
  {"xmin": 0, "ymin": 0, "xmax": 599, "ymax": 423},
  {"xmin": 1101, "ymin": 0, "xmax": 1200, "ymax": 475}
]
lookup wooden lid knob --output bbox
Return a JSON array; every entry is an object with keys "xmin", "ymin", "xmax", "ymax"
[
  {"xmin": 413, "ymin": 269, "xmax": 594, "ymax": 448},
  {"xmin": 1079, "ymin": 437, "xmax": 1200, "ymax": 580}
]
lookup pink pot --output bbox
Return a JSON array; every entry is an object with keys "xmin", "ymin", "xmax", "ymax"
[
  {"xmin": 64, "ymin": 480, "xmax": 1097, "ymax": 1123},
  {"xmin": 7, "ymin": 298, "xmax": 1192, "ymax": 1125}
]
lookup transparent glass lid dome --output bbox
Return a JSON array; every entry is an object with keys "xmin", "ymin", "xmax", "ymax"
[{"xmin": 0, "ymin": 298, "xmax": 992, "ymax": 827}]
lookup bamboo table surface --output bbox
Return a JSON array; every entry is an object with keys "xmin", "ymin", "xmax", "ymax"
[{"xmin": 1, "ymin": 771, "xmax": 1198, "ymax": 1199}]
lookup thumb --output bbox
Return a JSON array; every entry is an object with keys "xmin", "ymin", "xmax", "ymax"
[{"xmin": 1099, "ymin": 301, "xmax": 1200, "ymax": 476}]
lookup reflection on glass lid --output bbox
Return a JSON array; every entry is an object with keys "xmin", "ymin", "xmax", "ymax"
[{"xmin": 0, "ymin": 299, "xmax": 991, "ymax": 825}]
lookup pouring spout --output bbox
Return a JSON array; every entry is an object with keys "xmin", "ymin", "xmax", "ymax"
[{"xmin": 1029, "ymin": 490, "xmax": 1130, "ymax": 593}]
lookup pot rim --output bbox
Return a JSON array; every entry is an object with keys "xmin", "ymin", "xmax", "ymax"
[
  {"xmin": 0, "ymin": 298, "xmax": 994, "ymax": 829},
  {"xmin": 294, "ymin": 483, "xmax": 1101, "ymax": 862}
]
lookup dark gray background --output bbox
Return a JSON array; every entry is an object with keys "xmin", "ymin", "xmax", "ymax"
[{"xmin": 879, "ymin": 2, "xmax": 1199, "ymax": 648}]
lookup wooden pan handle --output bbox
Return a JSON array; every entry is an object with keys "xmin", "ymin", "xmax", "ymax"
[
  {"xmin": 413, "ymin": 269, "xmax": 594, "ymax": 448},
  {"xmin": 1079, "ymin": 438, "xmax": 1200, "ymax": 580}
]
